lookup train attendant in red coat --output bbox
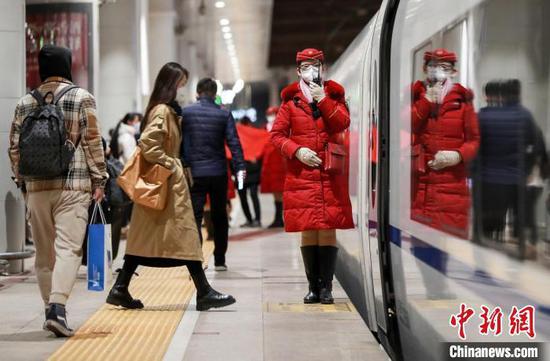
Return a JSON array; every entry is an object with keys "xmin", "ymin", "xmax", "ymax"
[
  {"xmin": 270, "ymin": 48, "xmax": 353, "ymax": 304},
  {"xmin": 261, "ymin": 106, "xmax": 286, "ymax": 228},
  {"xmin": 411, "ymin": 48, "xmax": 480, "ymax": 238}
]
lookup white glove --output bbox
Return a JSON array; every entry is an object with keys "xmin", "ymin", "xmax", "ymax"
[
  {"xmin": 428, "ymin": 150, "xmax": 461, "ymax": 170},
  {"xmin": 425, "ymin": 82, "xmax": 443, "ymax": 104},
  {"xmin": 308, "ymin": 82, "xmax": 325, "ymax": 102},
  {"xmin": 236, "ymin": 170, "xmax": 247, "ymax": 190},
  {"xmin": 295, "ymin": 147, "xmax": 322, "ymax": 167}
]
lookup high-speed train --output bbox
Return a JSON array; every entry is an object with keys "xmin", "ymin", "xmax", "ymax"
[{"xmin": 331, "ymin": 0, "xmax": 550, "ymax": 360}]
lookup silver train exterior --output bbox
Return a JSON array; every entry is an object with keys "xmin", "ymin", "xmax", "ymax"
[{"xmin": 330, "ymin": 0, "xmax": 550, "ymax": 360}]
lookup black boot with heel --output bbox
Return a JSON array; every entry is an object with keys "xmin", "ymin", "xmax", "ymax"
[
  {"xmin": 268, "ymin": 201, "xmax": 284, "ymax": 228},
  {"xmin": 318, "ymin": 246, "xmax": 338, "ymax": 304},
  {"xmin": 300, "ymin": 246, "xmax": 320, "ymax": 304},
  {"xmin": 106, "ymin": 269, "xmax": 144, "ymax": 309},
  {"xmin": 188, "ymin": 261, "xmax": 236, "ymax": 311}
]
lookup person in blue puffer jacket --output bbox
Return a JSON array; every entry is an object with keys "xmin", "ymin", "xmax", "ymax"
[
  {"xmin": 476, "ymin": 79, "xmax": 538, "ymax": 248},
  {"xmin": 181, "ymin": 78, "xmax": 246, "ymax": 271}
]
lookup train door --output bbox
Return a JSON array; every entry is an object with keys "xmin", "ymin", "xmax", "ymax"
[
  {"xmin": 356, "ymin": 14, "xmax": 382, "ymax": 334},
  {"xmin": 364, "ymin": 54, "xmax": 387, "ymax": 334},
  {"xmin": 372, "ymin": 1, "xmax": 404, "ymax": 359}
]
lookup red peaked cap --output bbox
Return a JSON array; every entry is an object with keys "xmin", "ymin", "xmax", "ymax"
[
  {"xmin": 266, "ymin": 106, "xmax": 279, "ymax": 115},
  {"xmin": 296, "ymin": 48, "xmax": 324, "ymax": 64},
  {"xmin": 424, "ymin": 48, "xmax": 457, "ymax": 64}
]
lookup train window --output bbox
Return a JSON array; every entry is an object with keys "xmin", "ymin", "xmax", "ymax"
[{"xmin": 408, "ymin": 0, "xmax": 550, "ymax": 261}]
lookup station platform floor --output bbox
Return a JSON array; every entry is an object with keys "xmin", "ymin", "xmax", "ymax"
[{"xmin": 0, "ymin": 195, "xmax": 389, "ymax": 361}]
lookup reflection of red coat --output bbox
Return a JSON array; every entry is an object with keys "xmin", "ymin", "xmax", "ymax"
[
  {"xmin": 411, "ymin": 81, "xmax": 480, "ymax": 238},
  {"xmin": 270, "ymin": 81, "xmax": 353, "ymax": 232},
  {"xmin": 260, "ymin": 142, "xmax": 286, "ymax": 193}
]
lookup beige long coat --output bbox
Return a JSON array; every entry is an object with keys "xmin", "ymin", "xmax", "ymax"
[{"xmin": 125, "ymin": 104, "xmax": 203, "ymax": 261}]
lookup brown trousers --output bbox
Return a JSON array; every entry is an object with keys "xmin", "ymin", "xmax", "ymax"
[{"xmin": 27, "ymin": 190, "xmax": 90, "ymax": 305}]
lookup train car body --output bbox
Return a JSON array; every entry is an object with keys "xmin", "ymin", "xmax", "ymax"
[{"xmin": 331, "ymin": 0, "xmax": 550, "ymax": 359}]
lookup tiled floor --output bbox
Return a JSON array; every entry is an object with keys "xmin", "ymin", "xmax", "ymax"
[
  {"xmin": 182, "ymin": 214, "xmax": 388, "ymax": 361},
  {"xmin": 0, "ymin": 195, "xmax": 389, "ymax": 361}
]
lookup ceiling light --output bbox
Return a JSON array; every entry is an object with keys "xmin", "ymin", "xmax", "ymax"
[
  {"xmin": 219, "ymin": 18, "xmax": 230, "ymax": 26},
  {"xmin": 215, "ymin": 1, "xmax": 225, "ymax": 8},
  {"xmin": 223, "ymin": 33, "xmax": 232, "ymax": 40},
  {"xmin": 221, "ymin": 90, "xmax": 236, "ymax": 105},
  {"xmin": 232, "ymin": 79, "xmax": 244, "ymax": 93},
  {"xmin": 215, "ymin": 79, "xmax": 224, "ymax": 95},
  {"xmin": 222, "ymin": 26, "xmax": 231, "ymax": 33}
]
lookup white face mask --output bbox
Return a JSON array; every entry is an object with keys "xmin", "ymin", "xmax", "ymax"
[
  {"xmin": 427, "ymin": 65, "xmax": 452, "ymax": 82},
  {"xmin": 133, "ymin": 122, "xmax": 141, "ymax": 133},
  {"xmin": 176, "ymin": 87, "xmax": 186, "ymax": 105},
  {"xmin": 266, "ymin": 115, "xmax": 276, "ymax": 123},
  {"xmin": 300, "ymin": 66, "xmax": 320, "ymax": 84}
]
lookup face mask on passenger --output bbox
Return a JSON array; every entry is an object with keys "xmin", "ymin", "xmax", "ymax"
[
  {"xmin": 266, "ymin": 115, "xmax": 276, "ymax": 123},
  {"xmin": 133, "ymin": 122, "xmax": 141, "ymax": 133},
  {"xmin": 176, "ymin": 87, "xmax": 186, "ymax": 105}
]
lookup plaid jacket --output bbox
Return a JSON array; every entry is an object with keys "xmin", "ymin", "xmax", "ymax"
[{"xmin": 9, "ymin": 77, "xmax": 107, "ymax": 193}]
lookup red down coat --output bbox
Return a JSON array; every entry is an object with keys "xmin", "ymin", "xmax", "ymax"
[
  {"xmin": 411, "ymin": 81, "xmax": 480, "ymax": 238},
  {"xmin": 260, "ymin": 141, "xmax": 286, "ymax": 193},
  {"xmin": 270, "ymin": 80, "xmax": 354, "ymax": 232}
]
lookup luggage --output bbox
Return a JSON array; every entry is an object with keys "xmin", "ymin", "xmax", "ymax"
[
  {"xmin": 87, "ymin": 202, "xmax": 113, "ymax": 291},
  {"xmin": 18, "ymin": 85, "xmax": 78, "ymax": 177}
]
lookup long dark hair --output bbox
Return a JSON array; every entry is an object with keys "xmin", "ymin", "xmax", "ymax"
[{"xmin": 142, "ymin": 62, "xmax": 189, "ymax": 132}]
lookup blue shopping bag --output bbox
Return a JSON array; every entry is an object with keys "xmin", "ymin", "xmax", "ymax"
[{"xmin": 87, "ymin": 202, "xmax": 113, "ymax": 291}]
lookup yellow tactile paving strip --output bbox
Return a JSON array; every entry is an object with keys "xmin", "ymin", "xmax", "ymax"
[{"xmin": 48, "ymin": 242, "xmax": 214, "ymax": 361}]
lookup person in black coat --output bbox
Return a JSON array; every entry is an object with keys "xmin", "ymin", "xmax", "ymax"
[
  {"xmin": 476, "ymin": 80, "xmax": 538, "ymax": 251},
  {"xmin": 181, "ymin": 78, "xmax": 246, "ymax": 271}
]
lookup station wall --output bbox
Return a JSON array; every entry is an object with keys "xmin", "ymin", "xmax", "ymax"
[{"xmin": 0, "ymin": 0, "xmax": 27, "ymax": 272}]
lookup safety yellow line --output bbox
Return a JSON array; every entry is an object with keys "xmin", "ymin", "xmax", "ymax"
[{"xmin": 48, "ymin": 242, "xmax": 214, "ymax": 361}]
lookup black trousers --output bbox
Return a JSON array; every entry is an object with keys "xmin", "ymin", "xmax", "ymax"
[
  {"xmin": 190, "ymin": 175, "xmax": 229, "ymax": 266},
  {"xmin": 238, "ymin": 183, "xmax": 261, "ymax": 222},
  {"xmin": 121, "ymin": 255, "xmax": 210, "ymax": 297}
]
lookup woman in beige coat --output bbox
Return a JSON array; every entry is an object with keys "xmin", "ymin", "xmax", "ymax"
[{"xmin": 106, "ymin": 62, "xmax": 235, "ymax": 311}]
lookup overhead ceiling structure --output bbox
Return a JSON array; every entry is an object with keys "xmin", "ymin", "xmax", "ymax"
[{"xmin": 268, "ymin": 0, "xmax": 382, "ymax": 67}]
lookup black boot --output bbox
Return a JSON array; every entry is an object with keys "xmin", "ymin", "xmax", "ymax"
[
  {"xmin": 268, "ymin": 201, "xmax": 284, "ymax": 228},
  {"xmin": 106, "ymin": 269, "xmax": 144, "ymax": 309},
  {"xmin": 300, "ymin": 246, "xmax": 320, "ymax": 304},
  {"xmin": 318, "ymin": 246, "xmax": 338, "ymax": 304},
  {"xmin": 188, "ymin": 262, "xmax": 236, "ymax": 311}
]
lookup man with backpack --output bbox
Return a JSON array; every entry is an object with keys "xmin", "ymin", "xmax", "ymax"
[{"xmin": 8, "ymin": 45, "xmax": 107, "ymax": 337}]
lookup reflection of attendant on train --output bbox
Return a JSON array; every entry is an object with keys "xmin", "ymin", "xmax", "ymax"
[
  {"xmin": 411, "ymin": 48, "xmax": 480, "ymax": 238},
  {"xmin": 261, "ymin": 106, "xmax": 286, "ymax": 228},
  {"xmin": 271, "ymin": 48, "xmax": 353, "ymax": 305}
]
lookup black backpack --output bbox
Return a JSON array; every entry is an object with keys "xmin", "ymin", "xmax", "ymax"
[{"xmin": 19, "ymin": 85, "xmax": 79, "ymax": 178}]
